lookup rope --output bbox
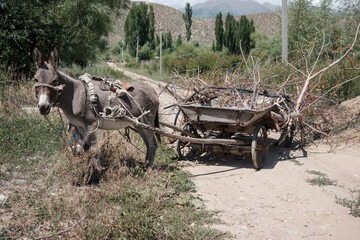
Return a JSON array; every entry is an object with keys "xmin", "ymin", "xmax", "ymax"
[
  {"xmin": 43, "ymin": 115, "xmax": 65, "ymax": 142},
  {"xmin": 57, "ymin": 108, "xmax": 66, "ymax": 137},
  {"xmin": 117, "ymin": 130, "xmax": 146, "ymax": 155}
]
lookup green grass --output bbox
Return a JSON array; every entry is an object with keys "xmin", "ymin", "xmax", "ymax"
[
  {"xmin": 306, "ymin": 170, "xmax": 337, "ymax": 186},
  {"xmin": 64, "ymin": 63, "xmax": 126, "ymax": 80},
  {"xmin": 0, "ymin": 112, "xmax": 63, "ymax": 166},
  {"xmin": 119, "ymin": 59, "xmax": 173, "ymax": 83}
]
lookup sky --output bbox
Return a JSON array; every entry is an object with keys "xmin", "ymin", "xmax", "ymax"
[{"xmin": 143, "ymin": 0, "xmax": 324, "ymax": 10}]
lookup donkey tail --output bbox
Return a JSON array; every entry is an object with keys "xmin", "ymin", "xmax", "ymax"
[{"xmin": 154, "ymin": 110, "xmax": 161, "ymax": 144}]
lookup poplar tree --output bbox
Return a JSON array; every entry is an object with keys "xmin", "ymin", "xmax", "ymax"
[
  {"xmin": 237, "ymin": 15, "xmax": 251, "ymax": 54},
  {"xmin": 183, "ymin": 3, "xmax": 192, "ymax": 41},
  {"xmin": 176, "ymin": 34, "xmax": 182, "ymax": 47},
  {"xmin": 224, "ymin": 13, "xmax": 236, "ymax": 53},
  {"xmin": 124, "ymin": 3, "xmax": 150, "ymax": 56},
  {"xmin": 166, "ymin": 31, "xmax": 173, "ymax": 51},
  {"xmin": 148, "ymin": 5, "xmax": 156, "ymax": 49},
  {"xmin": 215, "ymin": 12, "xmax": 224, "ymax": 51}
]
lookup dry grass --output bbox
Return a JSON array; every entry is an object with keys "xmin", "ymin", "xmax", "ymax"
[{"xmin": 0, "ymin": 128, "xmax": 225, "ymax": 239}]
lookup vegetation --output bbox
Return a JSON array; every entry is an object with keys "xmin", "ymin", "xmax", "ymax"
[
  {"xmin": 183, "ymin": 3, "xmax": 193, "ymax": 42},
  {"xmin": 215, "ymin": 12, "xmax": 224, "ymax": 51},
  {"xmin": 221, "ymin": 13, "xmax": 255, "ymax": 54},
  {"xmin": 0, "ymin": 0, "xmax": 129, "ymax": 74},
  {"xmin": 124, "ymin": 3, "xmax": 152, "ymax": 57},
  {"xmin": 336, "ymin": 191, "xmax": 360, "ymax": 217},
  {"xmin": 306, "ymin": 170, "xmax": 337, "ymax": 186}
]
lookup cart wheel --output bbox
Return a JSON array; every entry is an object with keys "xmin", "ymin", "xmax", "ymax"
[
  {"xmin": 177, "ymin": 140, "xmax": 190, "ymax": 160},
  {"xmin": 285, "ymin": 130, "xmax": 294, "ymax": 148},
  {"xmin": 285, "ymin": 123, "xmax": 296, "ymax": 147},
  {"xmin": 251, "ymin": 125, "xmax": 268, "ymax": 169},
  {"xmin": 177, "ymin": 123, "xmax": 197, "ymax": 160}
]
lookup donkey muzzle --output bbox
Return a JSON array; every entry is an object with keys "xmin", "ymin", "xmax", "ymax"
[{"xmin": 38, "ymin": 94, "xmax": 51, "ymax": 115}]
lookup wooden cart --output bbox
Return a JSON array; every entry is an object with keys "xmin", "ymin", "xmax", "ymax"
[{"xmin": 171, "ymin": 87, "xmax": 300, "ymax": 169}]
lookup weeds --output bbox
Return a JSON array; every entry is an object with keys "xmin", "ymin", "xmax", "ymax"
[
  {"xmin": 336, "ymin": 190, "xmax": 360, "ymax": 217},
  {"xmin": 306, "ymin": 170, "xmax": 337, "ymax": 186},
  {"xmin": 289, "ymin": 159, "xmax": 304, "ymax": 166}
]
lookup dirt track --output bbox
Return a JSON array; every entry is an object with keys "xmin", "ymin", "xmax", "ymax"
[{"xmin": 109, "ymin": 63, "xmax": 360, "ymax": 239}]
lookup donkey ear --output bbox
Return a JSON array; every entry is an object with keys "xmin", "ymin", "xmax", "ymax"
[
  {"xmin": 32, "ymin": 44, "xmax": 43, "ymax": 68},
  {"xmin": 50, "ymin": 44, "xmax": 59, "ymax": 69}
]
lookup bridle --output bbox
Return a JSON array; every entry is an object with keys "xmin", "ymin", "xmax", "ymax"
[
  {"xmin": 34, "ymin": 76, "xmax": 67, "ymax": 142},
  {"xmin": 34, "ymin": 75, "xmax": 65, "ymax": 107}
]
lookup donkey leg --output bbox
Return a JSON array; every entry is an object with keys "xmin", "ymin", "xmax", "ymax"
[
  {"xmin": 135, "ymin": 127, "xmax": 150, "ymax": 166},
  {"xmin": 140, "ymin": 129, "xmax": 158, "ymax": 169}
]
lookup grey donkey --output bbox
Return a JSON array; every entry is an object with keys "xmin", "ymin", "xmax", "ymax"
[{"xmin": 33, "ymin": 45, "xmax": 160, "ymax": 168}]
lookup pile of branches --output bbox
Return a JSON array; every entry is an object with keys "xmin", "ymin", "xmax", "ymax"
[{"xmin": 166, "ymin": 24, "xmax": 360, "ymax": 144}]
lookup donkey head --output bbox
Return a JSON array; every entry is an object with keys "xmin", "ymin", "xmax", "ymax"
[{"xmin": 33, "ymin": 45, "xmax": 63, "ymax": 115}]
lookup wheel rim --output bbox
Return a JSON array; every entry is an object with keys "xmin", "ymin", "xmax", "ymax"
[
  {"xmin": 176, "ymin": 123, "xmax": 197, "ymax": 160},
  {"xmin": 251, "ymin": 125, "xmax": 268, "ymax": 169}
]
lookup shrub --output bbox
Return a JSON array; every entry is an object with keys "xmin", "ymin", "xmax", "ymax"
[{"xmin": 138, "ymin": 42, "xmax": 154, "ymax": 61}]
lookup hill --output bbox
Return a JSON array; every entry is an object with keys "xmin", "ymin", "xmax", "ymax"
[
  {"xmin": 192, "ymin": 0, "xmax": 276, "ymax": 18},
  {"xmin": 108, "ymin": 2, "xmax": 279, "ymax": 47}
]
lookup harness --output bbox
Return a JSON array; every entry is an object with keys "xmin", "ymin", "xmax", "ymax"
[
  {"xmin": 34, "ymin": 83, "xmax": 65, "ymax": 106},
  {"xmin": 78, "ymin": 73, "xmax": 150, "ymax": 128}
]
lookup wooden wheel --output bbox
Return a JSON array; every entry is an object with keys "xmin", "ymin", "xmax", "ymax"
[
  {"xmin": 251, "ymin": 125, "xmax": 268, "ymax": 169},
  {"xmin": 285, "ymin": 125, "xmax": 295, "ymax": 147},
  {"xmin": 176, "ymin": 123, "xmax": 197, "ymax": 160}
]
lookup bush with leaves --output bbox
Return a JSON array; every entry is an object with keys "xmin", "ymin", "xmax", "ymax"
[{"xmin": 0, "ymin": 0, "xmax": 129, "ymax": 76}]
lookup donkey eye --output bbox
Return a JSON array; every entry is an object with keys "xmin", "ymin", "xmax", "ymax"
[
  {"xmin": 34, "ymin": 78, "xmax": 38, "ymax": 83},
  {"xmin": 51, "ymin": 80, "xmax": 58, "ymax": 86}
]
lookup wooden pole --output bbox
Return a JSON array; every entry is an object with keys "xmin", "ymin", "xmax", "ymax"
[
  {"xmin": 136, "ymin": 36, "xmax": 139, "ymax": 63},
  {"xmin": 124, "ymin": 116, "xmax": 247, "ymax": 146},
  {"xmin": 159, "ymin": 23, "xmax": 163, "ymax": 76}
]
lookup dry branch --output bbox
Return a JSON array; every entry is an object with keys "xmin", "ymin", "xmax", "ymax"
[{"xmin": 295, "ymin": 23, "xmax": 360, "ymax": 113}]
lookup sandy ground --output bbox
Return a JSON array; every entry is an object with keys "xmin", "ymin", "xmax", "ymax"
[{"xmin": 109, "ymin": 63, "xmax": 360, "ymax": 239}]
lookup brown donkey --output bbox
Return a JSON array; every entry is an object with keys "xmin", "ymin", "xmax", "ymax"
[{"xmin": 33, "ymin": 45, "xmax": 160, "ymax": 168}]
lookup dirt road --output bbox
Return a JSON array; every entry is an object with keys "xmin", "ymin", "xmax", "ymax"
[{"xmin": 109, "ymin": 63, "xmax": 360, "ymax": 239}]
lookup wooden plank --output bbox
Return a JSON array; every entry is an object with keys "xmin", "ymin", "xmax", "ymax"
[
  {"xmin": 124, "ymin": 116, "xmax": 247, "ymax": 146},
  {"xmin": 159, "ymin": 120, "xmax": 197, "ymax": 138}
]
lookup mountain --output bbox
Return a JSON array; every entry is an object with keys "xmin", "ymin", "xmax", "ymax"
[
  {"xmin": 262, "ymin": 2, "xmax": 279, "ymax": 11},
  {"xmin": 192, "ymin": 0, "xmax": 275, "ymax": 18},
  {"xmin": 108, "ymin": 2, "xmax": 279, "ymax": 47}
]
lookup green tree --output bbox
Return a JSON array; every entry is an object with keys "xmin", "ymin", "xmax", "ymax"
[
  {"xmin": 166, "ymin": 31, "xmax": 173, "ymax": 51},
  {"xmin": 288, "ymin": 0, "xmax": 315, "ymax": 57},
  {"xmin": 337, "ymin": 0, "xmax": 360, "ymax": 48},
  {"xmin": 236, "ymin": 15, "xmax": 253, "ymax": 55},
  {"xmin": 0, "ymin": 0, "xmax": 129, "ymax": 73},
  {"xmin": 224, "ymin": 13, "xmax": 236, "ymax": 53},
  {"xmin": 211, "ymin": 41, "xmax": 216, "ymax": 52},
  {"xmin": 215, "ymin": 12, "xmax": 224, "ymax": 51},
  {"xmin": 148, "ymin": 5, "xmax": 156, "ymax": 50},
  {"xmin": 176, "ymin": 34, "xmax": 183, "ymax": 47},
  {"xmin": 183, "ymin": 3, "xmax": 193, "ymax": 41},
  {"xmin": 124, "ymin": 3, "xmax": 150, "ymax": 57}
]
